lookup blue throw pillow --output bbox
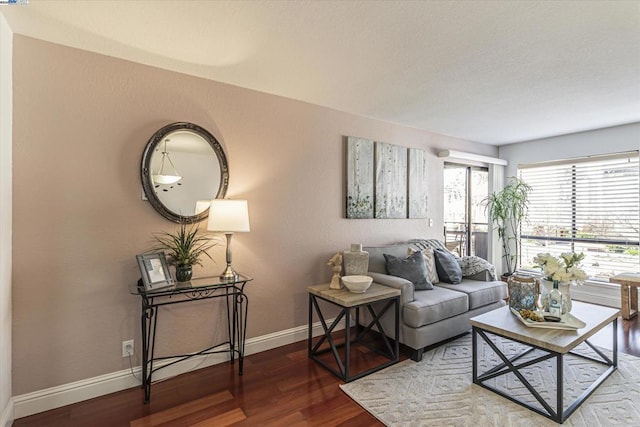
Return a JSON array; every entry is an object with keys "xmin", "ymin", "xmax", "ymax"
[
  {"xmin": 433, "ymin": 249, "xmax": 462, "ymax": 284},
  {"xmin": 384, "ymin": 251, "xmax": 433, "ymax": 290}
]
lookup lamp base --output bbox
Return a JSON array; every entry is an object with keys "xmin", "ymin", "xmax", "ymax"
[{"xmin": 219, "ymin": 265, "xmax": 239, "ymax": 282}]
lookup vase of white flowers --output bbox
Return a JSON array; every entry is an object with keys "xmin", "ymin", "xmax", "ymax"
[{"xmin": 534, "ymin": 252, "xmax": 587, "ymax": 314}]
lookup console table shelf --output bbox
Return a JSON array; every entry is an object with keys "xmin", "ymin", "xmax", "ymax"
[{"xmin": 130, "ymin": 274, "xmax": 252, "ymax": 403}]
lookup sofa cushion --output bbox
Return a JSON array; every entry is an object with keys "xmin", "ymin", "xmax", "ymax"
[
  {"xmin": 436, "ymin": 280, "xmax": 508, "ymax": 310},
  {"xmin": 433, "ymin": 249, "xmax": 462, "ymax": 284},
  {"xmin": 403, "ymin": 287, "xmax": 468, "ymax": 328},
  {"xmin": 408, "ymin": 247, "xmax": 440, "ymax": 284},
  {"xmin": 365, "ymin": 244, "xmax": 414, "ymax": 274},
  {"xmin": 459, "ymin": 255, "xmax": 498, "ymax": 280},
  {"xmin": 384, "ymin": 251, "xmax": 433, "ymax": 290}
]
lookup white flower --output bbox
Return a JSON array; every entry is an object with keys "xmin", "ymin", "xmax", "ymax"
[
  {"xmin": 568, "ymin": 266, "xmax": 587, "ymax": 282},
  {"xmin": 554, "ymin": 269, "xmax": 572, "ymax": 282},
  {"xmin": 534, "ymin": 252, "xmax": 587, "ymax": 284},
  {"xmin": 534, "ymin": 253, "xmax": 553, "ymax": 266},
  {"xmin": 544, "ymin": 259, "xmax": 562, "ymax": 276}
]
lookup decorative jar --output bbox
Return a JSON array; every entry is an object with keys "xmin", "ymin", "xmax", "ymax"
[{"xmin": 343, "ymin": 243, "xmax": 369, "ymax": 276}]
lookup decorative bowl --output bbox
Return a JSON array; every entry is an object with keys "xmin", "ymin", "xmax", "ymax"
[{"xmin": 341, "ymin": 275, "xmax": 373, "ymax": 293}]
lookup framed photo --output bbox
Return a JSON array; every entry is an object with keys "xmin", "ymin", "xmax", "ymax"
[{"xmin": 136, "ymin": 252, "xmax": 175, "ymax": 291}]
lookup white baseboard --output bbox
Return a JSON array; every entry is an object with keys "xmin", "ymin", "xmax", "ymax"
[
  {"xmin": 1, "ymin": 398, "xmax": 13, "ymax": 427},
  {"xmin": 12, "ymin": 282, "xmax": 630, "ymax": 420},
  {"xmin": 13, "ymin": 318, "xmax": 343, "ymax": 420}
]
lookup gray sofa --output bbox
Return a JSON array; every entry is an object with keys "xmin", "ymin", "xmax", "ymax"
[{"xmin": 361, "ymin": 239, "xmax": 507, "ymax": 361}]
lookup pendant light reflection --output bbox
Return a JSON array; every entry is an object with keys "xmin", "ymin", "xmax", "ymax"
[{"xmin": 152, "ymin": 138, "xmax": 182, "ymax": 186}]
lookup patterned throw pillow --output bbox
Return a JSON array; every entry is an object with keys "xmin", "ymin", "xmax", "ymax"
[
  {"xmin": 433, "ymin": 249, "xmax": 463, "ymax": 284},
  {"xmin": 408, "ymin": 247, "xmax": 440, "ymax": 284},
  {"xmin": 384, "ymin": 251, "xmax": 434, "ymax": 290}
]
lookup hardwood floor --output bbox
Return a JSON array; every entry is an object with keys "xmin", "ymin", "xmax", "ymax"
[{"xmin": 14, "ymin": 314, "xmax": 640, "ymax": 427}]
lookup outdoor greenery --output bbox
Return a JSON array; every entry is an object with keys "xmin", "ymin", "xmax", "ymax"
[{"xmin": 484, "ymin": 177, "xmax": 532, "ymax": 276}]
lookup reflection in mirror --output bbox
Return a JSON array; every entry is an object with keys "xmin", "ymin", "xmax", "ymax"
[
  {"xmin": 152, "ymin": 138, "xmax": 183, "ymax": 185},
  {"xmin": 141, "ymin": 122, "xmax": 229, "ymax": 223}
]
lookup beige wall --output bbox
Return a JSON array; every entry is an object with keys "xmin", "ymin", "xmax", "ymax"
[
  {"xmin": 1, "ymin": 12, "xmax": 13, "ymax": 426},
  {"xmin": 12, "ymin": 35, "xmax": 498, "ymax": 395}
]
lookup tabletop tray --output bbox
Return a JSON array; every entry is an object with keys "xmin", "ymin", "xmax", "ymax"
[{"xmin": 510, "ymin": 308, "xmax": 587, "ymax": 330}]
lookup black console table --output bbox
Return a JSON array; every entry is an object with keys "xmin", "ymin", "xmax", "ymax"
[{"xmin": 130, "ymin": 274, "xmax": 252, "ymax": 403}]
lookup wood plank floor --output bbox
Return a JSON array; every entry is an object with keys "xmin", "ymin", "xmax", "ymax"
[{"xmin": 14, "ymin": 314, "xmax": 640, "ymax": 427}]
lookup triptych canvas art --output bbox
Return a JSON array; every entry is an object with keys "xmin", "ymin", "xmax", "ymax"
[{"xmin": 346, "ymin": 136, "xmax": 428, "ymax": 219}]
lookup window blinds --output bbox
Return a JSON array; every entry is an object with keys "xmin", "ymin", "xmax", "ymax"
[{"xmin": 518, "ymin": 151, "xmax": 639, "ymax": 280}]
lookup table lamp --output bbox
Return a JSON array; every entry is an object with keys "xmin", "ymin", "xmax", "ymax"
[{"xmin": 207, "ymin": 199, "xmax": 250, "ymax": 281}]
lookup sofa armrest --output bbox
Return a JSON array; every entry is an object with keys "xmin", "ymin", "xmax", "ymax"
[{"xmin": 368, "ymin": 272, "xmax": 415, "ymax": 304}]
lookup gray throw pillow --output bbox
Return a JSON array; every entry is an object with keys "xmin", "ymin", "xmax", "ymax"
[
  {"xmin": 384, "ymin": 251, "xmax": 433, "ymax": 290},
  {"xmin": 433, "ymin": 249, "xmax": 462, "ymax": 284}
]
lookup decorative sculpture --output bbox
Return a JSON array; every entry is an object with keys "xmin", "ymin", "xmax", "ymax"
[{"xmin": 327, "ymin": 252, "xmax": 343, "ymax": 289}]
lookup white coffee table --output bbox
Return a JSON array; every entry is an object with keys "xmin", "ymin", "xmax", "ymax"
[{"xmin": 470, "ymin": 301, "xmax": 619, "ymax": 423}]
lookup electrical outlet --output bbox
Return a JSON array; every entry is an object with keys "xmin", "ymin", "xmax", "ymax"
[{"xmin": 122, "ymin": 339, "xmax": 134, "ymax": 357}]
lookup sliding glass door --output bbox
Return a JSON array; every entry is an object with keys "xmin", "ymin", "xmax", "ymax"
[{"xmin": 443, "ymin": 164, "xmax": 489, "ymax": 258}]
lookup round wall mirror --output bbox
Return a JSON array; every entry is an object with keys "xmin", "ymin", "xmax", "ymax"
[{"xmin": 141, "ymin": 122, "xmax": 229, "ymax": 223}]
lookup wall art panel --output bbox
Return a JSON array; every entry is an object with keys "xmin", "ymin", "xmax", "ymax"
[
  {"xmin": 408, "ymin": 147, "xmax": 428, "ymax": 218},
  {"xmin": 346, "ymin": 137, "xmax": 374, "ymax": 218},
  {"xmin": 375, "ymin": 142, "xmax": 407, "ymax": 219}
]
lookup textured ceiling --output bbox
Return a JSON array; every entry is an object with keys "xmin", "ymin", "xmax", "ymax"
[{"xmin": 2, "ymin": 0, "xmax": 639, "ymax": 145}]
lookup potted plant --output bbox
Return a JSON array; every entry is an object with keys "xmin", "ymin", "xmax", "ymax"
[
  {"xmin": 151, "ymin": 223, "xmax": 217, "ymax": 282},
  {"xmin": 484, "ymin": 177, "xmax": 532, "ymax": 278}
]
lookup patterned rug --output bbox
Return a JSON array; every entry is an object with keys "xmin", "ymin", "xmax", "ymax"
[{"xmin": 340, "ymin": 333, "xmax": 640, "ymax": 426}]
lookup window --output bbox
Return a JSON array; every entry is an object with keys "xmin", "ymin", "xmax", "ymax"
[
  {"xmin": 443, "ymin": 164, "xmax": 489, "ymax": 258},
  {"xmin": 518, "ymin": 152, "xmax": 640, "ymax": 281}
]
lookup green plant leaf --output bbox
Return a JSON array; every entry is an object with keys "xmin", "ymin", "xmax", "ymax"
[
  {"xmin": 150, "ymin": 223, "xmax": 218, "ymax": 267},
  {"xmin": 482, "ymin": 177, "xmax": 532, "ymax": 274}
]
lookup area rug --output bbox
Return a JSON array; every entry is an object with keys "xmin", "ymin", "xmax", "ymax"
[{"xmin": 340, "ymin": 333, "xmax": 640, "ymax": 426}]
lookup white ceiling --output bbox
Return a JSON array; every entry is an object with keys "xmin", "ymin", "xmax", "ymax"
[{"xmin": 2, "ymin": 0, "xmax": 640, "ymax": 145}]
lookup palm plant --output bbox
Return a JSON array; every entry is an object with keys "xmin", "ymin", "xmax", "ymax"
[{"xmin": 484, "ymin": 177, "xmax": 532, "ymax": 276}]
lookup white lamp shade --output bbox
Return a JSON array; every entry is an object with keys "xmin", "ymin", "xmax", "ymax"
[
  {"xmin": 207, "ymin": 199, "xmax": 250, "ymax": 232},
  {"xmin": 194, "ymin": 200, "xmax": 211, "ymax": 215}
]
